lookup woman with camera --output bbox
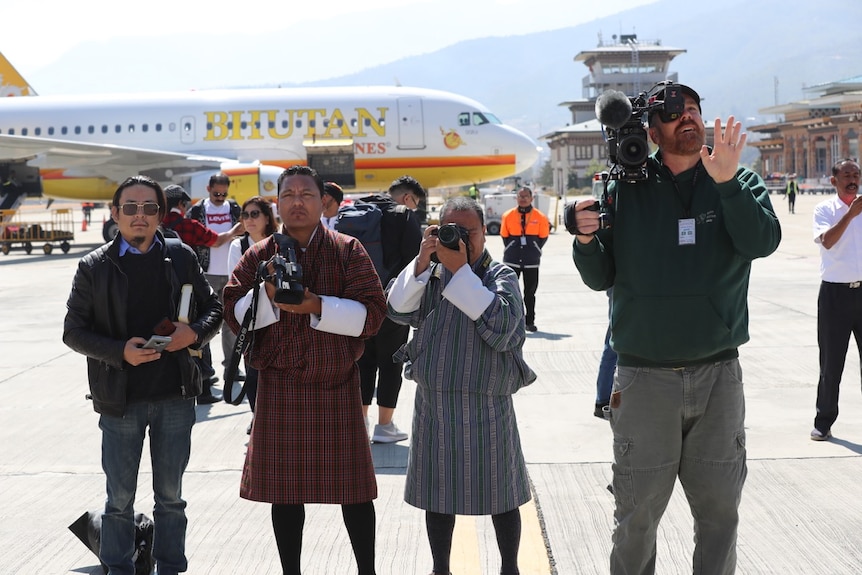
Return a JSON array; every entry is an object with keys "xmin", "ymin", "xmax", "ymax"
[{"xmin": 226, "ymin": 196, "xmax": 278, "ymax": 432}]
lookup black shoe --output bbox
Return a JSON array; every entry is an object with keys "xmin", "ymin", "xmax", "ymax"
[
  {"xmin": 204, "ymin": 375, "xmax": 220, "ymax": 386},
  {"xmin": 197, "ymin": 392, "xmax": 221, "ymax": 405},
  {"xmin": 526, "ymin": 324, "xmax": 537, "ymax": 332}
]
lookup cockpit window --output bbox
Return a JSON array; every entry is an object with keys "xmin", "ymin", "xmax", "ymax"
[
  {"xmin": 473, "ymin": 112, "xmax": 501, "ymax": 125},
  {"xmin": 458, "ymin": 113, "xmax": 470, "ymax": 127}
]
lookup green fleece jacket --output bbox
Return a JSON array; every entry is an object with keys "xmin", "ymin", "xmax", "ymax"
[{"xmin": 573, "ymin": 153, "xmax": 781, "ymax": 367}]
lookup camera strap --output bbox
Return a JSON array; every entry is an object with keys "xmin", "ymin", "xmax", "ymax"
[
  {"xmin": 222, "ymin": 262, "xmax": 266, "ymax": 405},
  {"xmin": 668, "ymin": 161, "xmax": 701, "ymax": 218}
]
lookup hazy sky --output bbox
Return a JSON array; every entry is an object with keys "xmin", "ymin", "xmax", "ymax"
[{"xmin": 4, "ymin": 0, "xmax": 658, "ymax": 91}]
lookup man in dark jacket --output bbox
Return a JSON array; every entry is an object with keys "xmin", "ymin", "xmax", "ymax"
[
  {"xmin": 63, "ymin": 175, "xmax": 222, "ymax": 575},
  {"xmin": 570, "ymin": 83, "xmax": 781, "ymax": 574},
  {"xmin": 353, "ymin": 175, "xmax": 424, "ymax": 443}
]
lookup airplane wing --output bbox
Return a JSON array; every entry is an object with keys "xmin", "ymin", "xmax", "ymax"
[{"xmin": 0, "ymin": 134, "xmax": 230, "ymax": 182}]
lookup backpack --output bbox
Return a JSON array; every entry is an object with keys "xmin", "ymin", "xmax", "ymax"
[
  {"xmin": 335, "ymin": 200, "xmax": 386, "ymax": 282},
  {"xmin": 187, "ymin": 199, "xmax": 241, "ymax": 272}
]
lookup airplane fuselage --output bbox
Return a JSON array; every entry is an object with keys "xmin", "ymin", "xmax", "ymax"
[{"xmin": 0, "ymin": 86, "xmax": 538, "ymax": 200}]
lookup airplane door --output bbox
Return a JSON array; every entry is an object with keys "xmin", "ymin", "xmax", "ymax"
[
  {"xmin": 180, "ymin": 116, "xmax": 195, "ymax": 144},
  {"xmin": 397, "ymin": 98, "xmax": 425, "ymax": 150}
]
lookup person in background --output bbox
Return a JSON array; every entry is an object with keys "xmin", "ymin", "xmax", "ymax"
[
  {"xmin": 387, "ymin": 196, "xmax": 535, "ymax": 575},
  {"xmin": 226, "ymin": 196, "xmax": 278, "ymax": 432},
  {"xmin": 162, "ymin": 184, "xmax": 243, "ymax": 403},
  {"xmin": 320, "ymin": 181, "xmax": 343, "ymax": 231},
  {"xmin": 355, "ymin": 175, "xmax": 424, "ymax": 443},
  {"xmin": 223, "ymin": 166, "xmax": 386, "ymax": 575},
  {"xmin": 63, "ymin": 175, "xmax": 222, "ymax": 575},
  {"xmin": 500, "ymin": 186, "xmax": 550, "ymax": 332},
  {"xmin": 786, "ymin": 173, "xmax": 799, "ymax": 214},
  {"xmin": 811, "ymin": 158, "xmax": 862, "ymax": 441},
  {"xmin": 187, "ymin": 172, "xmax": 244, "ymax": 388},
  {"xmin": 594, "ymin": 287, "xmax": 618, "ymax": 419},
  {"xmin": 570, "ymin": 82, "xmax": 781, "ymax": 574}
]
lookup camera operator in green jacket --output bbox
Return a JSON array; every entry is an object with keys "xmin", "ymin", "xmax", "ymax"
[{"xmin": 569, "ymin": 83, "xmax": 781, "ymax": 575}]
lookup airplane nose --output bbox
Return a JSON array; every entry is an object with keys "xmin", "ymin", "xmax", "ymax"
[{"xmin": 508, "ymin": 127, "xmax": 540, "ymax": 174}]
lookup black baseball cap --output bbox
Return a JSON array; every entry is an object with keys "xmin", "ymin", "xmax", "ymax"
[{"xmin": 647, "ymin": 82, "xmax": 701, "ymax": 124}]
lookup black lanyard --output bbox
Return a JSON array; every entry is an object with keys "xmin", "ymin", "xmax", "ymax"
[{"xmin": 668, "ymin": 162, "xmax": 701, "ymax": 218}]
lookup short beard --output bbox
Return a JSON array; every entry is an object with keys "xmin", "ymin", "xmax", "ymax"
[{"xmin": 128, "ymin": 235, "xmax": 147, "ymax": 248}]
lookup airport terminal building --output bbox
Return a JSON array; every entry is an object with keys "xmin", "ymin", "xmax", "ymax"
[{"xmin": 748, "ymin": 77, "xmax": 862, "ymax": 180}]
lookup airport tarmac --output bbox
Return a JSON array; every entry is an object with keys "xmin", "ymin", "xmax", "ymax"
[{"xmin": 2, "ymin": 191, "xmax": 862, "ymax": 574}]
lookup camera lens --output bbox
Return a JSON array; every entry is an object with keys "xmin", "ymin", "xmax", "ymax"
[
  {"xmin": 437, "ymin": 224, "xmax": 459, "ymax": 245},
  {"xmin": 617, "ymin": 133, "xmax": 649, "ymax": 168}
]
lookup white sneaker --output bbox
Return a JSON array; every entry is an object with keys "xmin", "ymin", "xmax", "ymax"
[{"xmin": 372, "ymin": 421, "xmax": 408, "ymax": 443}]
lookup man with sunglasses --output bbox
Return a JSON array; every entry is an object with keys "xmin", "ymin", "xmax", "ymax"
[
  {"xmin": 187, "ymin": 173, "xmax": 244, "ymax": 392},
  {"xmin": 63, "ymin": 175, "xmax": 223, "ymax": 575},
  {"xmin": 570, "ymin": 83, "xmax": 781, "ymax": 574},
  {"xmin": 163, "ymin": 184, "xmax": 243, "ymax": 402}
]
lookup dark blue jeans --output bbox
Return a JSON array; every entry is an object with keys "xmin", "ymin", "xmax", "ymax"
[{"xmin": 99, "ymin": 398, "xmax": 196, "ymax": 575}]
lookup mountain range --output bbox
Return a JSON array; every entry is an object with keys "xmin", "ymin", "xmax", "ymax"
[{"xmin": 26, "ymin": 0, "xmax": 862, "ymax": 161}]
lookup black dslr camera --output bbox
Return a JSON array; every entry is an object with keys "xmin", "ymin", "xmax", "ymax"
[
  {"xmin": 596, "ymin": 81, "xmax": 686, "ymax": 182},
  {"xmin": 431, "ymin": 223, "xmax": 471, "ymax": 264},
  {"xmin": 269, "ymin": 233, "xmax": 305, "ymax": 305}
]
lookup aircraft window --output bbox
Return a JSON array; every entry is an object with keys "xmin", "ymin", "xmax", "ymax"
[
  {"xmin": 254, "ymin": 121, "xmax": 260, "ymax": 130},
  {"xmin": 379, "ymin": 118, "xmax": 385, "ymax": 126},
  {"xmin": 485, "ymin": 113, "xmax": 501, "ymax": 124},
  {"xmin": 227, "ymin": 122, "xmax": 233, "ymax": 130},
  {"xmin": 48, "ymin": 127, "xmax": 55, "ymax": 135},
  {"xmin": 21, "ymin": 128, "xmax": 28, "ymax": 136},
  {"xmin": 7, "ymin": 129, "xmax": 13, "ymax": 135},
  {"xmin": 115, "ymin": 125, "xmax": 121, "ymax": 133},
  {"xmin": 310, "ymin": 120, "xmax": 316, "ymax": 128},
  {"xmin": 88, "ymin": 126, "xmax": 94, "ymax": 134},
  {"xmin": 156, "ymin": 123, "xmax": 162, "ymax": 132},
  {"xmin": 472, "ymin": 113, "xmax": 489, "ymax": 126},
  {"xmin": 281, "ymin": 120, "xmax": 288, "ymax": 129},
  {"xmin": 102, "ymin": 125, "xmax": 108, "ymax": 134},
  {"xmin": 241, "ymin": 121, "xmax": 247, "ymax": 130},
  {"xmin": 364, "ymin": 119, "xmax": 371, "ymax": 127},
  {"xmin": 62, "ymin": 127, "xmax": 68, "ymax": 135},
  {"xmin": 75, "ymin": 126, "xmax": 81, "ymax": 135},
  {"xmin": 142, "ymin": 124, "xmax": 148, "ymax": 132},
  {"xmin": 35, "ymin": 127, "xmax": 41, "ymax": 136},
  {"xmin": 296, "ymin": 120, "xmax": 302, "ymax": 128},
  {"xmin": 184, "ymin": 122, "xmax": 192, "ymax": 133},
  {"xmin": 350, "ymin": 119, "xmax": 357, "ymax": 128},
  {"xmin": 323, "ymin": 119, "xmax": 329, "ymax": 127},
  {"xmin": 169, "ymin": 123, "xmax": 176, "ymax": 132},
  {"xmin": 459, "ymin": 113, "xmax": 470, "ymax": 126},
  {"xmin": 128, "ymin": 124, "xmax": 135, "ymax": 133},
  {"xmin": 337, "ymin": 119, "xmax": 343, "ymax": 127},
  {"xmin": 269, "ymin": 121, "xmax": 275, "ymax": 129}
]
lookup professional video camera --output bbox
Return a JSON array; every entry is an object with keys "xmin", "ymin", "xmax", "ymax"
[
  {"xmin": 269, "ymin": 233, "xmax": 305, "ymax": 305},
  {"xmin": 595, "ymin": 81, "xmax": 687, "ymax": 182}
]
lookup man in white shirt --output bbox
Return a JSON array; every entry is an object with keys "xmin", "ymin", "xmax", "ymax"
[
  {"xmin": 187, "ymin": 173, "xmax": 243, "ymax": 390},
  {"xmin": 320, "ymin": 182, "xmax": 343, "ymax": 231},
  {"xmin": 811, "ymin": 158, "xmax": 862, "ymax": 441}
]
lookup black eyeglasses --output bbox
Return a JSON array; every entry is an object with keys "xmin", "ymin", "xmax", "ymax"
[
  {"xmin": 120, "ymin": 202, "xmax": 160, "ymax": 216},
  {"xmin": 212, "ymin": 192, "xmax": 228, "ymax": 198},
  {"xmin": 241, "ymin": 209, "xmax": 262, "ymax": 220}
]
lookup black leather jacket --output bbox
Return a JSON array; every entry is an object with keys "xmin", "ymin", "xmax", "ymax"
[{"xmin": 63, "ymin": 232, "xmax": 222, "ymax": 416}]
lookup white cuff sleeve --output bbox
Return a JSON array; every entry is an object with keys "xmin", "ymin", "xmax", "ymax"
[
  {"xmin": 387, "ymin": 257, "xmax": 432, "ymax": 313},
  {"xmin": 233, "ymin": 281, "xmax": 280, "ymax": 329},
  {"xmin": 442, "ymin": 264, "xmax": 494, "ymax": 321},
  {"xmin": 310, "ymin": 296, "xmax": 368, "ymax": 337}
]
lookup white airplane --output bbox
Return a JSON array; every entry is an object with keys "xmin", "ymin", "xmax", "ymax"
[{"xmin": 0, "ymin": 52, "xmax": 538, "ymax": 240}]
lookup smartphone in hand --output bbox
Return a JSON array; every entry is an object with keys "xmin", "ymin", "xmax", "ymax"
[{"xmin": 141, "ymin": 335, "xmax": 171, "ymax": 352}]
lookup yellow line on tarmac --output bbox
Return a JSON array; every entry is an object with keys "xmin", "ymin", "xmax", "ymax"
[
  {"xmin": 519, "ymin": 498, "xmax": 553, "ymax": 574},
  {"xmin": 451, "ymin": 514, "xmax": 481, "ymax": 573},
  {"xmin": 448, "ymin": 499, "xmax": 551, "ymax": 574}
]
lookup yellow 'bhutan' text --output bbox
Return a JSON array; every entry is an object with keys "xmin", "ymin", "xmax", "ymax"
[{"xmin": 204, "ymin": 107, "xmax": 388, "ymax": 141}]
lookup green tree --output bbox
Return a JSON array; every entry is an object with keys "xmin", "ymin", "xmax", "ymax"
[{"xmin": 537, "ymin": 159, "xmax": 553, "ymax": 187}]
